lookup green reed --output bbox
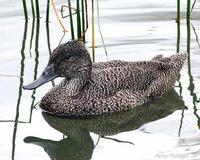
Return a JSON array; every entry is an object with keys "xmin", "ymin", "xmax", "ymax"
[
  {"xmin": 22, "ymin": 0, "xmax": 28, "ymax": 19},
  {"xmin": 85, "ymin": 0, "xmax": 89, "ymax": 29},
  {"xmin": 186, "ymin": 0, "xmax": 190, "ymax": 54},
  {"xmin": 68, "ymin": 0, "xmax": 75, "ymax": 39},
  {"xmin": 81, "ymin": 0, "xmax": 85, "ymax": 42},
  {"xmin": 46, "ymin": 0, "xmax": 51, "ymax": 53},
  {"xmin": 176, "ymin": 0, "xmax": 180, "ymax": 21},
  {"xmin": 91, "ymin": 0, "xmax": 95, "ymax": 62},
  {"xmin": 76, "ymin": 0, "xmax": 82, "ymax": 39},
  {"xmin": 35, "ymin": 0, "xmax": 40, "ymax": 18},
  {"xmin": 30, "ymin": 0, "xmax": 35, "ymax": 18},
  {"xmin": 186, "ymin": 0, "xmax": 190, "ymax": 21},
  {"xmin": 22, "ymin": 0, "xmax": 108, "ymax": 62},
  {"xmin": 176, "ymin": 0, "xmax": 180, "ymax": 53}
]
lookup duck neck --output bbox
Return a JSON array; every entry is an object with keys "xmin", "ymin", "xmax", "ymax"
[{"xmin": 64, "ymin": 69, "xmax": 91, "ymax": 97}]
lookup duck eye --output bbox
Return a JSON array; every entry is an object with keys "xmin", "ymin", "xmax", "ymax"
[
  {"xmin": 42, "ymin": 71, "xmax": 47, "ymax": 76},
  {"xmin": 64, "ymin": 55, "xmax": 71, "ymax": 60}
]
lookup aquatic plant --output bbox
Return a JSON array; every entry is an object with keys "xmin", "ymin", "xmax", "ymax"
[{"xmin": 21, "ymin": 0, "xmax": 108, "ymax": 62}]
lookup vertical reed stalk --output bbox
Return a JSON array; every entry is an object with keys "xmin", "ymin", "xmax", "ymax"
[
  {"xmin": 46, "ymin": 0, "xmax": 51, "ymax": 52},
  {"xmin": 85, "ymin": 0, "xmax": 89, "ymax": 29},
  {"xmin": 35, "ymin": 0, "xmax": 40, "ymax": 18},
  {"xmin": 91, "ymin": 0, "xmax": 95, "ymax": 63},
  {"xmin": 81, "ymin": 0, "xmax": 85, "ymax": 42},
  {"xmin": 76, "ymin": 0, "xmax": 82, "ymax": 39},
  {"xmin": 22, "ymin": 0, "xmax": 28, "ymax": 19},
  {"xmin": 176, "ymin": 0, "xmax": 181, "ymax": 53},
  {"xmin": 30, "ymin": 0, "xmax": 35, "ymax": 18},
  {"xmin": 186, "ymin": 0, "xmax": 190, "ymax": 54},
  {"xmin": 46, "ymin": 0, "xmax": 55, "ymax": 87},
  {"xmin": 177, "ymin": 0, "xmax": 180, "ymax": 21},
  {"xmin": 68, "ymin": 0, "xmax": 75, "ymax": 39},
  {"xmin": 46, "ymin": 0, "xmax": 50, "ymax": 22},
  {"xmin": 186, "ymin": 0, "xmax": 191, "ymax": 20},
  {"xmin": 176, "ymin": 22, "xmax": 180, "ymax": 53}
]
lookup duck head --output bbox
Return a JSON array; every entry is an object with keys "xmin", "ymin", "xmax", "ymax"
[{"xmin": 23, "ymin": 40, "xmax": 92, "ymax": 90}]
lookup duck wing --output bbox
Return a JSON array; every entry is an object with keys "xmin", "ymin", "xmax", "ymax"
[
  {"xmin": 89, "ymin": 65, "xmax": 156, "ymax": 99},
  {"xmin": 92, "ymin": 54, "xmax": 166, "ymax": 71},
  {"xmin": 90, "ymin": 53, "xmax": 186, "ymax": 99}
]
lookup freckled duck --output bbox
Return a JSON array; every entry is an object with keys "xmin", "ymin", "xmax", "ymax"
[{"xmin": 23, "ymin": 40, "xmax": 186, "ymax": 117}]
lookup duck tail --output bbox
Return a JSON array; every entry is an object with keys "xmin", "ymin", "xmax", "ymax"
[{"xmin": 169, "ymin": 53, "xmax": 187, "ymax": 71}]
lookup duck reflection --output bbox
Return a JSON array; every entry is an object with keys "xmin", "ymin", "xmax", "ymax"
[{"xmin": 24, "ymin": 89, "xmax": 185, "ymax": 160}]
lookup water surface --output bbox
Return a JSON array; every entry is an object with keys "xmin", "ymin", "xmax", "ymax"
[{"xmin": 0, "ymin": 0, "xmax": 200, "ymax": 160}]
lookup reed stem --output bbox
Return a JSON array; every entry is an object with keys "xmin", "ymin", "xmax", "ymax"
[
  {"xmin": 186, "ymin": 0, "xmax": 191, "ymax": 21},
  {"xmin": 68, "ymin": 0, "xmax": 75, "ymax": 39},
  {"xmin": 22, "ymin": 0, "xmax": 28, "ymax": 19},
  {"xmin": 35, "ymin": 0, "xmax": 40, "ymax": 18},
  {"xmin": 81, "ymin": 0, "xmax": 85, "ymax": 42},
  {"xmin": 177, "ymin": 0, "xmax": 180, "ymax": 21},
  {"xmin": 176, "ymin": 0, "xmax": 181, "ymax": 53},
  {"xmin": 46, "ymin": 0, "xmax": 50, "ymax": 22},
  {"xmin": 92, "ymin": 0, "xmax": 95, "ymax": 62},
  {"xmin": 30, "ymin": 0, "xmax": 35, "ymax": 18},
  {"xmin": 85, "ymin": 0, "xmax": 89, "ymax": 29},
  {"xmin": 76, "ymin": 0, "xmax": 82, "ymax": 39},
  {"xmin": 186, "ymin": 0, "xmax": 190, "ymax": 54}
]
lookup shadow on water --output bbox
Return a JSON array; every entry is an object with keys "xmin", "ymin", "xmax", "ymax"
[{"xmin": 24, "ymin": 89, "xmax": 185, "ymax": 160}]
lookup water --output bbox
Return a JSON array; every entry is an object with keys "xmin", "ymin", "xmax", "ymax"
[{"xmin": 0, "ymin": 0, "xmax": 200, "ymax": 159}]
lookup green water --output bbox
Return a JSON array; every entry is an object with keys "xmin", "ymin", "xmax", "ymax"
[{"xmin": 0, "ymin": 0, "xmax": 200, "ymax": 159}]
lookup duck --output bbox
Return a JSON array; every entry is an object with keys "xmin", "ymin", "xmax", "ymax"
[{"xmin": 23, "ymin": 40, "xmax": 186, "ymax": 117}]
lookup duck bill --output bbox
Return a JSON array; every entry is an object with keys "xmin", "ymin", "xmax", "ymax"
[{"xmin": 23, "ymin": 64, "xmax": 58, "ymax": 90}]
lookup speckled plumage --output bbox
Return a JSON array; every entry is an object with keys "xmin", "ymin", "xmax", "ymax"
[{"xmin": 39, "ymin": 40, "xmax": 186, "ymax": 117}]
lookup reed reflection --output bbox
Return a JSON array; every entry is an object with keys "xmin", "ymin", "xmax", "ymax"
[
  {"xmin": 29, "ymin": 19, "xmax": 40, "ymax": 122},
  {"xmin": 12, "ymin": 20, "xmax": 28, "ymax": 160},
  {"xmin": 185, "ymin": 0, "xmax": 200, "ymax": 130}
]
